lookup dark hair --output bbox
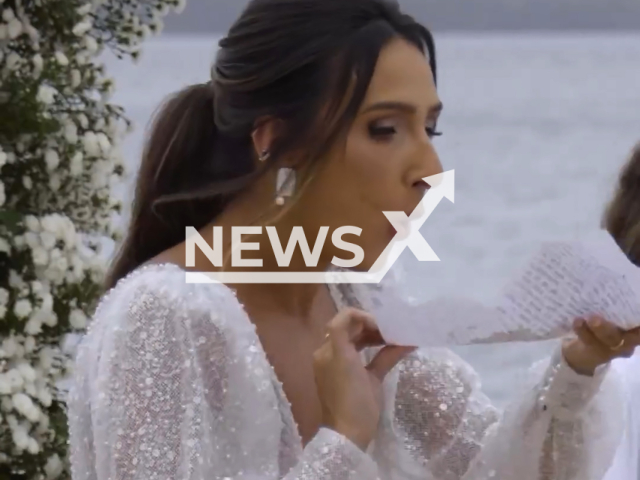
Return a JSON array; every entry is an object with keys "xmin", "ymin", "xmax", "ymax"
[
  {"xmin": 104, "ymin": 0, "xmax": 437, "ymax": 289},
  {"xmin": 603, "ymin": 141, "xmax": 640, "ymax": 265}
]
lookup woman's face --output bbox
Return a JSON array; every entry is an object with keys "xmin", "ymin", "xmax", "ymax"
[{"xmin": 300, "ymin": 36, "xmax": 443, "ymax": 270}]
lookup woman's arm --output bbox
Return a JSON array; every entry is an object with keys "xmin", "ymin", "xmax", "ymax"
[
  {"xmin": 369, "ymin": 345, "xmax": 623, "ymax": 480},
  {"xmin": 68, "ymin": 280, "xmax": 380, "ymax": 480},
  {"xmin": 347, "ymin": 276, "xmax": 625, "ymax": 480}
]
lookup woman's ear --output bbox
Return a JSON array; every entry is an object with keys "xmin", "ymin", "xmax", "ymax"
[{"xmin": 251, "ymin": 116, "xmax": 283, "ymax": 162}]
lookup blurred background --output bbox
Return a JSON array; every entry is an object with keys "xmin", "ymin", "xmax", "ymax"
[{"xmin": 103, "ymin": 0, "xmax": 640, "ymax": 406}]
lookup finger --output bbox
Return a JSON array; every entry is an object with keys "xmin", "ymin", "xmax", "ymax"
[
  {"xmin": 366, "ymin": 345, "xmax": 416, "ymax": 381},
  {"xmin": 573, "ymin": 318, "xmax": 603, "ymax": 349},
  {"xmin": 327, "ymin": 308, "xmax": 379, "ymax": 347},
  {"xmin": 586, "ymin": 316, "xmax": 624, "ymax": 350},
  {"xmin": 573, "ymin": 318, "xmax": 613, "ymax": 362},
  {"xmin": 353, "ymin": 327, "xmax": 385, "ymax": 351},
  {"xmin": 616, "ymin": 329, "xmax": 640, "ymax": 357},
  {"xmin": 623, "ymin": 327, "xmax": 640, "ymax": 347}
]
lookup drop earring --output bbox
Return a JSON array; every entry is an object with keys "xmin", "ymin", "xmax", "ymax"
[
  {"xmin": 275, "ymin": 167, "xmax": 295, "ymax": 206},
  {"xmin": 259, "ymin": 149, "xmax": 270, "ymax": 162}
]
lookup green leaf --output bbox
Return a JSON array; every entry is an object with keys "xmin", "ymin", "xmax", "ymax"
[{"xmin": 0, "ymin": 209, "xmax": 23, "ymax": 232}]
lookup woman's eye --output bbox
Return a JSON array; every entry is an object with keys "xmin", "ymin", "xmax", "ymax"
[
  {"xmin": 426, "ymin": 127, "xmax": 443, "ymax": 139},
  {"xmin": 426, "ymin": 121, "xmax": 443, "ymax": 139},
  {"xmin": 368, "ymin": 121, "xmax": 397, "ymax": 138}
]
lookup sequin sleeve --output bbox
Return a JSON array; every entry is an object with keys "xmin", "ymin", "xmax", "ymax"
[
  {"xmin": 68, "ymin": 267, "xmax": 380, "ymax": 480},
  {"xmin": 369, "ymin": 346, "xmax": 623, "ymax": 480},
  {"xmin": 352, "ymin": 280, "xmax": 625, "ymax": 480}
]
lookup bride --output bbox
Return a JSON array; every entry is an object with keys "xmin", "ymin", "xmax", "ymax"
[{"xmin": 68, "ymin": 0, "xmax": 640, "ymax": 479}]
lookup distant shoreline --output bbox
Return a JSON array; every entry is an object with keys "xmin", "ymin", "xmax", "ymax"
[{"xmin": 153, "ymin": 30, "xmax": 640, "ymax": 41}]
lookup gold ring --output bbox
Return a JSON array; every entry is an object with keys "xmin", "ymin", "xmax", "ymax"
[{"xmin": 612, "ymin": 338, "xmax": 625, "ymax": 351}]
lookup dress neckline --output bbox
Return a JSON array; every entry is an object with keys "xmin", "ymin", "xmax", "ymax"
[{"xmin": 111, "ymin": 262, "xmax": 351, "ymax": 454}]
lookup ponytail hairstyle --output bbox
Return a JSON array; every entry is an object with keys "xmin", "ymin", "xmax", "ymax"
[
  {"xmin": 603, "ymin": 141, "xmax": 640, "ymax": 265},
  {"xmin": 104, "ymin": 0, "xmax": 437, "ymax": 289}
]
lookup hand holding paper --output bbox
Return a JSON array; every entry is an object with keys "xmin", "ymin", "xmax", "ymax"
[{"xmin": 372, "ymin": 230, "xmax": 640, "ymax": 347}]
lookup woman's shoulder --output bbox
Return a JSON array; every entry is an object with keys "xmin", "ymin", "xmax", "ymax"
[{"xmin": 87, "ymin": 263, "xmax": 255, "ymax": 343}]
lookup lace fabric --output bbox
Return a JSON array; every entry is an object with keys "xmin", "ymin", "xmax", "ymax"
[{"xmin": 68, "ymin": 264, "xmax": 624, "ymax": 480}]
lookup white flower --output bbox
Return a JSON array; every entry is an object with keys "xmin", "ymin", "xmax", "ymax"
[
  {"xmin": 6, "ymin": 51, "xmax": 21, "ymax": 69},
  {"xmin": 72, "ymin": 20, "xmax": 92, "ymax": 36},
  {"xmin": 0, "ymin": 237, "xmax": 9, "ymax": 253},
  {"xmin": 32, "ymin": 247, "xmax": 48, "ymax": 265},
  {"xmin": 1, "ymin": 397, "xmax": 13, "ymax": 413},
  {"xmin": 139, "ymin": 24, "xmax": 151, "ymax": 39},
  {"xmin": 5, "ymin": 369, "xmax": 23, "ymax": 391},
  {"xmin": 70, "ymin": 68, "xmax": 82, "ymax": 88},
  {"xmin": 77, "ymin": 113, "xmax": 89, "ymax": 129},
  {"xmin": 44, "ymin": 149, "xmax": 59, "ymax": 170},
  {"xmin": 45, "ymin": 454, "xmax": 64, "ymax": 479},
  {"xmin": 96, "ymin": 132, "xmax": 111, "ymax": 153},
  {"xmin": 64, "ymin": 121, "xmax": 78, "ymax": 143},
  {"xmin": 27, "ymin": 437, "xmax": 40, "ymax": 454},
  {"xmin": 41, "ymin": 214, "xmax": 62, "ymax": 236},
  {"xmin": 13, "ymin": 393, "xmax": 40, "ymax": 422},
  {"xmin": 25, "ymin": 215, "xmax": 40, "ymax": 232},
  {"xmin": 37, "ymin": 387, "xmax": 52, "ymax": 407},
  {"xmin": 1, "ymin": 337, "xmax": 18, "ymax": 356},
  {"xmin": 40, "ymin": 231, "xmax": 56, "ymax": 250},
  {"xmin": 9, "ymin": 271, "xmax": 23, "ymax": 288},
  {"xmin": 2, "ymin": 8, "xmax": 14, "ymax": 21},
  {"xmin": 0, "ymin": 374, "xmax": 11, "ymax": 394},
  {"xmin": 70, "ymin": 151, "xmax": 83, "ymax": 176},
  {"xmin": 11, "ymin": 426, "xmax": 30, "ymax": 451},
  {"xmin": 82, "ymin": 131, "xmax": 99, "ymax": 156},
  {"xmin": 32, "ymin": 53, "xmax": 43, "ymax": 76},
  {"xmin": 41, "ymin": 293, "xmax": 53, "ymax": 312},
  {"xmin": 0, "ymin": 148, "xmax": 6, "ymax": 167},
  {"xmin": 84, "ymin": 35, "xmax": 99, "ymax": 53},
  {"xmin": 49, "ymin": 174, "xmax": 61, "ymax": 191},
  {"xmin": 175, "ymin": 0, "xmax": 187, "ymax": 14},
  {"xmin": 77, "ymin": 3, "xmax": 92, "ymax": 16},
  {"xmin": 0, "ymin": 181, "xmax": 4, "ymax": 207},
  {"xmin": 0, "ymin": 24, "xmax": 7, "ymax": 41},
  {"xmin": 39, "ymin": 348, "xmax": 54, "ymax": 371},
  {"xmin": 151, "ymin": 18, "xmax": 165, "ymax": 35},
  {"xmin": 42, "ymin": 310, "xmax": 58, "ymax": 327},
  {"xmin": 53, "ymin": 255, "xmax": 68, "ymax": 273},
  {"xmin": 22, "ymin": 176, "xmax": 32, "ymax": 189},
  {"xmin": 13, "ymin": 299, "xmax": 32, "ymax": 318},
  {"xmin": 36, "ymin": 85, "xmax": 56, "ymax": 104},
  {"xmin": 157, "ymin": 3, "xmax": 170, "ymax": 15},
  {"xmin": 69, "ymin": 309, "xmax": 87, "ymax": 329},
  {"xmin": 7, "ymin": 18, "xmax": 22, "ymax": 38},
  {"xmin": 24, "ymin": 336, "xmax": 35, "ymax": 353},
  {"xmin": 54, "ymin": 51, "xmax": 69, "ymax": 66},
  {"xmin": 24, "ymin": 317, "xmax": 42, "ymax": 335},
  {"xmin": 17, "ymin": 363, "xmax": 36, "ymax": 383}
]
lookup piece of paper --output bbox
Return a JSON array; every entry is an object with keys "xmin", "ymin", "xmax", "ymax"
[{"xmin": 371, "ymin": 230, "xmax": 640, "ymax": 347}]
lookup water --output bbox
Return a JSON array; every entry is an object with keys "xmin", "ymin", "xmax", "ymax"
[{"xmin": 102, "ymin": 33, "xmax": 640, "ymax": 407}]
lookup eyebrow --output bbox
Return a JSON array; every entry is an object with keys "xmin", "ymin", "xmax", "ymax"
[{"xmin": 362, "ymin": 100, "xmax": 443, "ymax": 115}]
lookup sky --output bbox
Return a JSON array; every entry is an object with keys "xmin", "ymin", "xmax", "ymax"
[{"xmin": 162, "ymin": 0, "xmax": 640, "ymax": 34}]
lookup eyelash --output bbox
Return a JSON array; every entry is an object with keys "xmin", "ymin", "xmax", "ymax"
[{"xmin": 368, "ymin": 124, "xmax": 443, "ymax": 139}]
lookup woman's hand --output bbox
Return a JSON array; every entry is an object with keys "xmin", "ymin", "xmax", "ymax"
[
  {"xmin": 313, "ymin": 307, "xmax": 414, "ymax": 450},
  {"xmin": 562, "ymin": 315, "xmax": 640, "ymax": 376}
]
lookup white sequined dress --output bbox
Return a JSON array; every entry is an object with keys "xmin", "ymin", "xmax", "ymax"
[{"xmin": 68, "ymin": 264, "xmax": 624, "ymax": 480}]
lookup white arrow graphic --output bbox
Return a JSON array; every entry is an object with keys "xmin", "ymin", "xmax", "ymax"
[{"xmin": 364, "ymin": 169, "xmax": 455, "ymax": 282}]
